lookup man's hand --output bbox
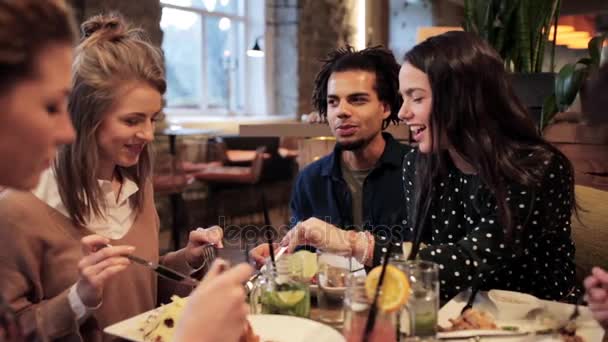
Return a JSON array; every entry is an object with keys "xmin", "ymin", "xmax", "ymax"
[
  {"xmin": 249, "ymin": 243, "xmax": 280, "ymax": 269},
  {"xmin": 280, "ymin": 217, "xmax": 351, "ymax": 254}
]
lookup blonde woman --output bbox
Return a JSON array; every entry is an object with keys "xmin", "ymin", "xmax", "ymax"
[{"xmin": 0, "ymin": 12, "xmax": 242, "ymax": 341}]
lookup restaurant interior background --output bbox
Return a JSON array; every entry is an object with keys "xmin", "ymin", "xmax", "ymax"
[{"xmin": 66, "ymin": 0, "xmax": 607, "ymax": 268}]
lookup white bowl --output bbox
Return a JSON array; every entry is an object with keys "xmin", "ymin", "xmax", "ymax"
[{"xmin": 487, "ymin": 290, "xmax": 542, "ymax": 320}]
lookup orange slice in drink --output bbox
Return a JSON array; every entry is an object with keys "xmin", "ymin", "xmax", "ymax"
[{"xmin": 364, "ymin": 264, "xmax": 410, "ymax": 312}]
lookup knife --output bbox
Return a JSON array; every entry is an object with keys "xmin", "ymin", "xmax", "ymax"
[{"xmin": 106, "ymin": 244, "xmax": 200, "ymax": 287}]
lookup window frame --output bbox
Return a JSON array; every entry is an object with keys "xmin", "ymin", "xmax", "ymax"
[{"xmin": 160, "ymin": 1, "xmax": 259, "ymax": 117}]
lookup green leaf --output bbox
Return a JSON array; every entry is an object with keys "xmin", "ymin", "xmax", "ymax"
[
  {"xmin": 516, "ymin": 2, "xmax": 531, "ymax": 72},
  {"xmin": 576, "ymin": 57, "xmax": 592, "ymax": 66},
  {"xmin": 555, "ymin": 64, "xmax": 588, "ymax": 110},
  {"xmin": 554, "ymin": 63, "xmax": 572, "ymax": 107},
  {"xmin": 496, "ymin": 0, "xmax": 521, "ymax": 61},
  {"xmin": 588, "ymin": 35, "xmax": 606, "ymax": 68},
  {"xmin": 463, "ymin": 0, "xmax": 561, "ymax": 73},
  {"xmin": 464, "ymin": 0, "xmax": 476, "ymax": 33}
]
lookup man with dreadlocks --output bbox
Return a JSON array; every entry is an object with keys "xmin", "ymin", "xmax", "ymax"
[{"xmin": 251, "ymin": 46, "xmax": 412, "ymax": 267}]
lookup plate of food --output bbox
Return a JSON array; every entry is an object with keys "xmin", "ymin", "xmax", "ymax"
[
  {"xmin": 103, "ymin": 295, "xmax": 345, "ymax": 342},
  {"xmin": 247, "ymin": 314, "xmax": 345, "ymax": 342},
  {"xmin": 438, "ymin": 290, "xmax": 604, "ymax": 341}
]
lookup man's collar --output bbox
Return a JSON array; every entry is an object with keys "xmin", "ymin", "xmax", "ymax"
[{"xmin": 321, "ymin": 132, "xmax": 402, "ymax": 177}]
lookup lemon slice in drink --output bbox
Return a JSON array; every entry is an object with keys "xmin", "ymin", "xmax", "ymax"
[
  {"xmin": 276, "ymin": 290, "xmax": 306, "ymax": 306},
  {"xmin": 291, "ymin": 250, "xmax": 318, "ymax": 279},
  {"xmin": 365, "ymin": 264, "xmax": 410, "ymax": 313}
]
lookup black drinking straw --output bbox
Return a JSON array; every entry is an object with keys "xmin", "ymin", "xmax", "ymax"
[
  {"xmin": 244, "ymin": 242, "xmax": 251, "ymax": 265},
  {"xmin": 261, "ymin": 192, "xmax": 276, "ymax": 269},
  {"xmin": 363, "ymin": 245, "xmax": 394, "ymax": 341}
]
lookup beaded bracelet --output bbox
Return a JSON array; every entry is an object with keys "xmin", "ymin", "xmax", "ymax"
[{"xmin": 360, "ymin": 231, "xmax": 374, "ymax": 265}]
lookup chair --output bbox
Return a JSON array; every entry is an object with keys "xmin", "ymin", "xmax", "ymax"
[
  {"xmin": 192, "ymin": 146, "xmax": 266, "ymax": 185},
  {"xmin": 153, "ymin": 146, "xmax": 196, "ymax": 251},
  {"xmin": 221, "ymin": 136, "xmax": 298, "ymax": 217},
  {"xmin": 570, "ymin": 185, "xmax": 608, "ymax": 284},
  {"xmin": 188, "ymin": 137, "xmax": 296, "ymax": 243}
]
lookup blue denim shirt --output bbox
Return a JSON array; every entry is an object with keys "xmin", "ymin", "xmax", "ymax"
[{"xmin": 289, "ymin": 132, "xmax": 413, "ymax": 265}]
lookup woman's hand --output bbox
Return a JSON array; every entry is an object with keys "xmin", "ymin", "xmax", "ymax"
[
  {"xmin": 184, "ymin": 226, "xmax": 224, "ymax": 269},
  {"xmin": 76, "ymin": 235, "xmax": 134, "ymax": 307},
  {"xmin": 173, "ymin": 260, "xmax": 254, "ymax": 342},
  {"xmin": 584, "ymin": 267, "xmax": 608, "ymax": 329},
  {"xmin": 280, "ymin": 217, "xmax": 351, "ymax": 254}
]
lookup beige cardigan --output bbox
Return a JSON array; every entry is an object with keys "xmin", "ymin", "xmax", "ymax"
[{"xmin": 0, "ymin": 182, "xmax": 192, "ymax": 341}]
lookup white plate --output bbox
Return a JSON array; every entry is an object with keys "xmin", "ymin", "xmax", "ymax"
[
  {"xmin": 249, "ymin": 314, "xmax": 345, "ymax": 342},
  {"xmin": 439, "ymin": 290, "xmax": 605, "ymax": 341},
  {"xmin": 103, "ymin": 307, "xmax": 158, "ymax": 341},
  {"xmin": 104, "ymin": 309, "xmax": 345, "ymax": 342}
]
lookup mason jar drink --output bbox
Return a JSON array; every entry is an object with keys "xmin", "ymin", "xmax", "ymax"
[{"xmin": 250, "ymin": 255, "xmax": 311, "ymax": 318}]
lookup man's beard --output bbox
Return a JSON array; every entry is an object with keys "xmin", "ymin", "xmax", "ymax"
[{"xmin": 336, "ymin": 135, "xmax": 373, "ymax": 151}]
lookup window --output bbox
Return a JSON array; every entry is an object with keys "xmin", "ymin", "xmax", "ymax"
[{"xmin": 160, "ymin": 0, "xmax": 266, "ymax": 116}]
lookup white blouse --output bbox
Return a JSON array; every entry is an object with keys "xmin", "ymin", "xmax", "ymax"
[
  {"xmin": 33, "ymin": 168, "xmax": 139, "ymax": 239},
  {"xmin": 32, "ymin": 167, "xmax": 140, "ymax": 321}
]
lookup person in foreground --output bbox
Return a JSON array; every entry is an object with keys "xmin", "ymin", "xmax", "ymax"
[
  {"xmin": 396, "ymin": 31, "xmax": 578, "ymax": 302},
  {"xmin": 582, "ymin": 62, "xmax": 608, "ymax": 329},
  {"xmin": 585, "ymin": 267, "xmax": 608, "ymax": 330},
  {"xmin": 173, "ymin": 259, "xmax": 253, "ymax": 342},
  {"xmin": 0, "ymin": 12, "xmax": 234, "ymax": 341},
  {"xmin": 0, "ymin": 0, "xmax": 77, "ymax": 339},
  {"xmin": 0, "ymin": 2, "xmax": 251, "ymax": 342},
  {"xmin": 251, "ymin": 46, "xmax": 411, "ymax": 267}
]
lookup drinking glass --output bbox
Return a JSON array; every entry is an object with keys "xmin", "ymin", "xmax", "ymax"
[
  {"xmin": 250, "ymin": 255, "xmax": 311, "ymax": 318},
  {"xmin": 391, "ymin": 256, "xmax": 439, "ymax": 340},
  {"xmin": 316, "ymin": 249, "xmax": 354, "ymax": 326},
  {"xmin": 343, "ymin": 274, "xmax": 398, "ymax": 342}
]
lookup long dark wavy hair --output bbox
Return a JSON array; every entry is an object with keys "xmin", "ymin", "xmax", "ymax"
[
  {"xmin": 312, "ymin": 45, "xmax": 402, "ymax": 129},
  {"xmin": 405, "ymin": 31, "xmax": 577, "ymax": 245}
]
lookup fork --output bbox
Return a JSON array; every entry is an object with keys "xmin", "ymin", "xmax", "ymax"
[
  {"xmin": 461, "ymin": 285, "xmax": 480, "ymax": 314},
  {"xmin": 195, "ymin": 243, "xmax": 218, "ymax": 274},
  {"xmin": 569, "ymin": 296, "xmax": 582, "ymax": 321},
  {"xmin": 555, "ymin": 296, "xmax": 583, "ymax": 335}
]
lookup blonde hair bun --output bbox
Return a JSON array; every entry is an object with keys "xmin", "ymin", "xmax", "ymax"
[{"xmin": 81, "ymin": 13, "xmax": 128, "ymax": 41}]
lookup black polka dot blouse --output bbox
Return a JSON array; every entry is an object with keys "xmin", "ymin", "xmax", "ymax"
[{"xmin": 401, "ymin": 150, "xmax": 577, "ymax": 303}]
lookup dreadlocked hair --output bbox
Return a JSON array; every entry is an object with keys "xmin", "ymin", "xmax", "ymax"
[{"xmin": 312, "ymin": 45, "xmax": 402, "ymax": 129}]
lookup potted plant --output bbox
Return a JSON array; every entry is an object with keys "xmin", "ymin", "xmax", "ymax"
[
  {"xmin": 541, "ymin": 34, "xmax": 607, "ymax": 130},
  {"xmin": 463, "ymin": 0, "xmax": 562, "ymax": 125},
  {"xmin": 463, "ymin": 0, "xmax": 561, "ymax": 73}
]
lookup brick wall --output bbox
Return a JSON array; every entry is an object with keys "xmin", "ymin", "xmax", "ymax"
[{"xmin": 268, "ymin": 0, "xmax": 356, "ymax": 117}]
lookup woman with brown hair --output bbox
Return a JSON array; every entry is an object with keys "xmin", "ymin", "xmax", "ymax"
[
  {"xmin": 0, "ymin": 1, "xmax": 77, "ymax": 340},
  {"xmin": 0, "ymin": 11, "xmax": 246, "ymax": 341}
]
